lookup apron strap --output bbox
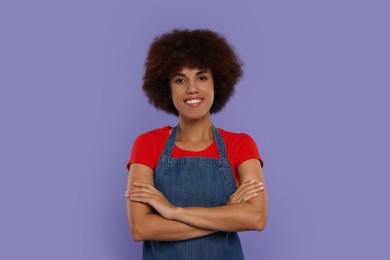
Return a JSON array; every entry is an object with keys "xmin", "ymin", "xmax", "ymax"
[{"xmin": 159, "ymin": 124, "xmax": 228, "ymax": 164}]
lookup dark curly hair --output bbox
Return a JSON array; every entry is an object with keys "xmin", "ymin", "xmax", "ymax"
[{"xmin": 142, "ymin": 28, "xmax": 243, "ymax": 115}]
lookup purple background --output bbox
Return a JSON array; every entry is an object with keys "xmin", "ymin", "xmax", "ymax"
[{"xmin": 1, "ymin": 0, "xmax": 389, "ymax": 259}]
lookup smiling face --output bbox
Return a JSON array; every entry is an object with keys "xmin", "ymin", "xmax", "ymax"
[{"xmin": 169, "ymin": 67, "xmax": 214, "ymax": 121}]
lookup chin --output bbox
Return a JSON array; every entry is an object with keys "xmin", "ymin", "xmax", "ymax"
[{"xmin": 179, "ymin": 112, "xmax": 211, "ymax": 122}]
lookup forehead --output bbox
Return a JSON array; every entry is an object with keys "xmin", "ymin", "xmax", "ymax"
[{"xmin": 173, "ymin": 67, "xmax": 212, "ymax": 75}]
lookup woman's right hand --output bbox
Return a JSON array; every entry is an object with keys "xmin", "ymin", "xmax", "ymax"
[
  {"xmin": 226, "ymin": 179, "xmax": 264, "ymax": 205},
  {"xmin": 126, "ymin": 182, "xmax": 178, "ymax": 220}
]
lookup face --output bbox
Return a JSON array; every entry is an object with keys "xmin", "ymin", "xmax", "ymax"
[{"xmin": 169, "ymin": 67, "xmax": 214, "ymax": 121}]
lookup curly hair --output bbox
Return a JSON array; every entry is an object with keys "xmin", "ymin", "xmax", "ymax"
[{"xmin": 142, "ymin": 28, "xmax": 243, "ymax": 115}]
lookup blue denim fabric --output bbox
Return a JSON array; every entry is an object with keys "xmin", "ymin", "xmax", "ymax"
[{"xmin": 143, "ymin": 125, "xmax": 244, "ymax": 260}]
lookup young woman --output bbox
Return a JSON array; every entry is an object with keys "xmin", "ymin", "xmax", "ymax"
[{"xmin": 125, "ymin": 29, "xmax": 267, "ymax": 259}]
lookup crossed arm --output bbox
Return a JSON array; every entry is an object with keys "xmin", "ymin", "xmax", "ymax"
[{"xmin": 126, "ymin": 159, "xmax": 267, "ymax": 242}]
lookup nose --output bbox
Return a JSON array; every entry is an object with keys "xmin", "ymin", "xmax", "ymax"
[{"xmin": 186, "ymin": 79, "xmax": 198, "ymax": 94}]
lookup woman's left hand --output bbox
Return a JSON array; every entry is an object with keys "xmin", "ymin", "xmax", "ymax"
[
  {"xmin": 227, "ymin": 179, "xmax": 264, "ymax": 205},
  {"xmin": 125, "ymin": 182, "xmax": 176, "ymax": 220}
]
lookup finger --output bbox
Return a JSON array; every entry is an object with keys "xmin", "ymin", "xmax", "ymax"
[
  {"xmin": 242, "ymin": 192, "xmax": 259, "ymax": 202},
  {"xmin": 127, "ymin": 189, "xmax": 158, "ymax": 198},
  {"xmin": 125, "ymin": 191, "xmax": 150, "ymax": 198},
  {"xmin": 129, "ymin": 184, "xmax": 159, "ymax": 193},
  {"xmin": 237, "ymin": 179, "xmax": 256, "ymax": 190},
  {"xmin": 133, "ymin": 182, "xmax": 153, "ymax": 188},
  {"xmin": 128, "ymin": 191, "xmax": 160, "ymax": 202},
  {"xmin": 231, "ymin": 180, "xmax": 256, "ymax": 198},
  {"xmin": 129, "ymin": 196, "xmax": 153, "ymax": 204},
  {"xmin": 238, "ymin": 187, "xmax": 264, "ymax": 203},
  {"xmin": 239, "ymin": 179, "xmax": 256, "ymax": 186},
  {"xmin": 133, "ymin": 182, "xmax": 159, "ymax": 192},
  {"xmin": 240, "ymin": 182, "xmax": 264, "ymax": 193},
  {"xmin": 128, "ymin": 187, "xmax": 151, "ymax": 193},
  {"xmin": 239, "ymin": 185, "xmax": 265, "ymax": 198},
  {"xmin": 128, "ymin": 190, "xmax": 156, "ymax": 198},
  {"xmin": 230, "ymin": 183, "xmax": 264, "ymax": 202},
  {"xmin": 232, "ymin": 181, "xmax": 262, "ymax": 199},
  {"xmin": 244, "ymin": 185, "xmax": 265, "ymax": 194}
]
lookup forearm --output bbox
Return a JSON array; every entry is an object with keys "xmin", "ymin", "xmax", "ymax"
[
  {"xmin": 127, "ymin": 161, "xmax": 267, "ymax": 236},
  {"xmin": 169, "ymin": 159, "xmax": 268, "ymax": 233},
  {"xmin": 128, "ymin": 179, "xmax": 267, "ymax": 234},
  {"xmin": 128, "ymin": 202, "xmax": 214, "ymax": 242},
  {"xmin": 172, "ymin": 201, "xmax": 266, "ymax": 232}
]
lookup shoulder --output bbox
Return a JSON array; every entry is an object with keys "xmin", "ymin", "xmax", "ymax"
[
  {"xmin": 218, "ymin": 128, "xmax": 263, "ymax": 167},
  {"xmin": 135, "ymin": 126, "xmax": 171, "ymax": 145},
  {"xmin": 138, "ymin": 126, "xmax": 171, "ymax": 137},
  {"xmin": 129, "ymin": 126, "xmax": 172, "ymax": 171},
  {"xmin": 218, "ymin": 128, "xmax": 257, "ymax": 147}
]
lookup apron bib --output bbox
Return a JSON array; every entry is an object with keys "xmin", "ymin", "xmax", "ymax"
[{"xmin": 143, "ymin": 125, "xmax": 244, "ymax": 260}]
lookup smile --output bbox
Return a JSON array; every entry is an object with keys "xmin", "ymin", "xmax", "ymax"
[{"xmin": 185, "ymin": 99, "xmax": 203, "ymax": 105}]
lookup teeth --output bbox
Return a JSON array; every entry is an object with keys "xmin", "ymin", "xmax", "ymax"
[{"xmin": 186, "ymin": 99, "xmax": 202, "ymax": 104}]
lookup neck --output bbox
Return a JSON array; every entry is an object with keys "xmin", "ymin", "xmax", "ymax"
[{"xmin": 177, "ymin": 114, "xmax": 213, "ymax": 142}]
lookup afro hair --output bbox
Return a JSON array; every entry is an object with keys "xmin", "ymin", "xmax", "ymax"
[{"xmin": 142, "ymin": 28, "xmax": 243, "ymax": 115}]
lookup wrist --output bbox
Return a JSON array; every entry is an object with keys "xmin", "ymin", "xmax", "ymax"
[{"xmin": 171, "ymin": 207, "xmax": 184, "ymax": 221}]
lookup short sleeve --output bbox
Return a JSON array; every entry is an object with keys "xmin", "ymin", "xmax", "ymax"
[
  {"xmin": 236, "ymin": 133, "xmax": 264, "ymax": 168},
  {"xmin": 126, "ymin": 127, "xmax": 170, "ymax": 171},
  {"xmin": 127, "ymin": 133, "xmax": 156, "ymax": 171}
]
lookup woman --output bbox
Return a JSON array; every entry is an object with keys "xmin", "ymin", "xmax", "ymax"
[{"xmin": 125, "ymin": 29, "xmax": 267, "ymax": 260}]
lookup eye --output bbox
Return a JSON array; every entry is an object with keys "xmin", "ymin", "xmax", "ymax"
[
  {"xmin": 174, "ymin": 78, "xmax": 185, "ymax": 84},
  {"xmin": 198, "ymin": 76, "xmax": 208, "ymax": 81}
]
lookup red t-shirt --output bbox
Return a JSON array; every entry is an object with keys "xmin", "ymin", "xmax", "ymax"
[{"xmin": 128, "ymin": 126, "xmax": 263, "ymax": 185}]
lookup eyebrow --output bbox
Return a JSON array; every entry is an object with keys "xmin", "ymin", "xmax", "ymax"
[{"xmin": 174, "ymin": 70, "xmax": 208, "ymax": 77}]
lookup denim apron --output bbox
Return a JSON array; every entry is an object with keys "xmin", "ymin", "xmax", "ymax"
[{"xmin": 142, "ymin": 125, "xmax": 244, "ymax": 260}]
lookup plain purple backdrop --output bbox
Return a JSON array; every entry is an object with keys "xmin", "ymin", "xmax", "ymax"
[{"xmin": 1, "ymin": 0, "xmax": 389, "ymax": 259}]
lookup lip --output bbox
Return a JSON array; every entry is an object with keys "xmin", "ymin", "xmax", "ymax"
[{"xmin": 184, "ymin": 97, "xmax": 204, "ymax": 107}]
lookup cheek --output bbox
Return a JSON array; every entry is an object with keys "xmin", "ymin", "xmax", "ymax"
[
  {"xmin": 209, "ymin": 86, "xmax": 215, "ymax": 102},
  {"xmin": 170, "ymin": 88, "xmax": 180, "ymax": 101},
  {"xmin": 169, "ymin": 89, "xmax": 180, "ymax": 105},
  {"xmin": 170, "ymin": 92, "xmax": 182, "ymax": 109},
  {"xmin": 210, "ymin": 93, "xmax": 215, "ymax": 105}
]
